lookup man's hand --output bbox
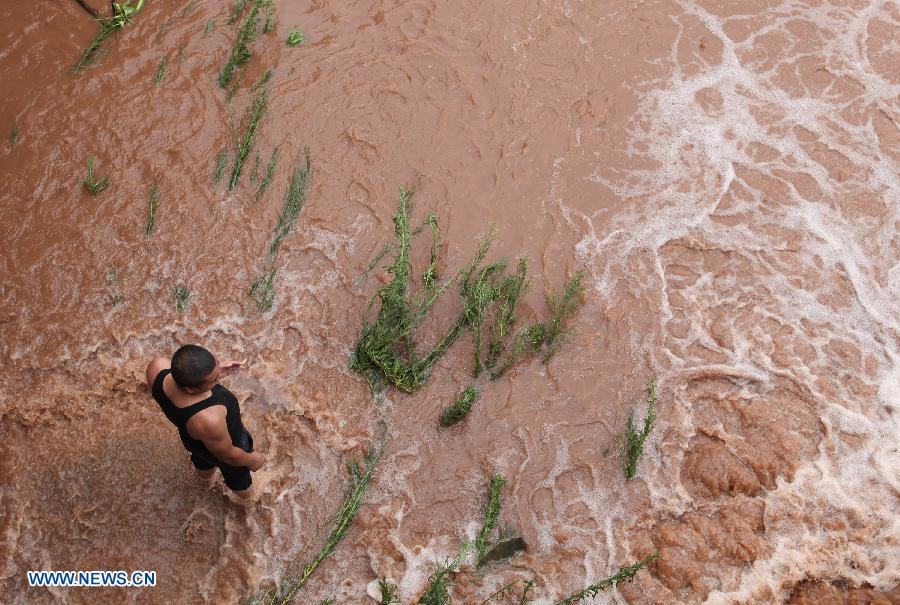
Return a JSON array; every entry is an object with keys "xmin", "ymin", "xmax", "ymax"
[
  {"xmin": 247, "ymin": 452, "xmax": 267, "ymax": 471},
  {"xmin": 219, "ymin": 359, "xmax": 246, "ymax": 377}
]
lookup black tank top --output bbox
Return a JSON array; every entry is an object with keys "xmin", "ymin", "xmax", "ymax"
[{"xmin": 152, "ymin": 369, "xmax": 248, "ymax": 458}]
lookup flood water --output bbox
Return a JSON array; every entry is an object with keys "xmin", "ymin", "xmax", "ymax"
[{"xmin": 1, "ymin": 0, "xmax": 898, "ymax": 604}]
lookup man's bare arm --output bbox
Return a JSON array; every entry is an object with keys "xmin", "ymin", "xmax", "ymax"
[
  {"xmin": 145, "ymin": 357, "xmax": 170, "ymax": 386},
  {"xmin": 188, "ymin": 409, "xmax": 265, "ymax": 470}
]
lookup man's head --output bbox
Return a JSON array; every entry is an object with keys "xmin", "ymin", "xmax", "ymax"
[{"xmin": 171, "ymin": 344, "xmax": 220, "ymax": 393}]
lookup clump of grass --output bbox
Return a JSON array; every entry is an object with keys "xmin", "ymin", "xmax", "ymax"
[
  {"xmin": 73, "ymin": 0, "xmax": 145, "ymax": 71},
  {"xmin": 248, "ymin": 150, "xmax": 312, "ymax": 312},
  {"xmin": 174, "ymin": 285, "xmax": 190, "ymax": 313},
  {"xmin": 378, "ymin": 578, "xmax": 400, "ymax": 604},
  {"xmin": 552, "ymin": 553, "xmax": 659, "ymax": 605},
  {"xmin": 246, "ymin": 439, "xmax": 386, "ymax": 605},
  {"xmin": 9, "ymin": 123, "xmax": 18, "ymax": 149},
  {"xmin": 229, "ymin": 87, "xmax": 268, "ymax": 189},
  {"xmin": 351, "ymin": 187, "xmax": 491, "ymax": 392},
  {"xmin": 439, "ymin": 384, "xmax": 479, "ymax": 428},
  {"xmin": 250, "ymin": 153, "xmax": 261, "ymax": 183},
  {"xmin": 219, "ymin": 0, "xmax": 274, "ymax": 88},
  {"xmin": 490, "ymin": 271, "xmax": 586, "ymax": 379},
  {"xmin": 617, "ymin": 379, "xmax": 657, "ymax": 480},
  {"xmin": 145, "ymin": 180, "xmax": 160, "ymax": 236},
  {"xmin": 214, "ymin": 149, "xmax": 229, "ymax": 182},
  {"xmin": 108, "ymin": 268, "xmax": 122, "ymax": 305},
  {"xmin": 227, "ymin": 0, "xmax": 249, "ymax": 24},
  {"xmin": 154, "ymin": 54, "xmax": 168, "ymax": 85},
  {"xmin": 81, "ymin": 156, "xmax": 109, "ymax": 194},
  {"xmin": 486, "ymin": 259, "xmax": 528, "ymax": 370},
  {"xmin": 418, "ymin": 543, "xmax": 473, "ymax": 605},
  {"xmin": 255, "ymin": 146, "xmax": 279, "ymax": 201},
  {"xmin": 475, "ymin": 475, "xmax": 506, "ymax": 569},
  {"xmin": 286, "ymin": 30, "xmax": 305, "ymax": 46},
  {"xmin": 204, "ymin": 18, "xmax": 214, "ymax": 35}
]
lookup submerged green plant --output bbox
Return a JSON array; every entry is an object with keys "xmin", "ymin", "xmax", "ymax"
[
  {"xmin": 145, "ymin": 180, "xmax": 160, "ymax": 236},
  {"xmin": 552, "ymin": 553, "xmax": 659, "ymax": 605},
  {"xmin": 248, "ymin": 150, "xmax": 312, "ymax": 312},
  {"xmin": 286, "ymin": 30, "xmax": 305, "ymax": 46},
  {"xmin": 229, "ymin": 87, "xmax": 268, "ymax": 189},
  {"xmin": 475, "ymin": 475, "xmax": 506, "ymax": 569},
  {"xmin": 256, "ymin": 146, "xmax": 279, "ymax": 201},
  {"xmin": 617, "ymin": 379, "xmax": 657, "ymax": 480},
  {"xmin": 250, "ymin": 439, "xmax": 386, "ymax": 605},
  {"xmin": 479, "ymin": 579, "xmax": 534, "ymax": 605},
  {"xmin": 418, "ymin": 543, "xmax": 473, "ymax": 605},
  {"xmin": 439, "ymin": 384, "xmax": 479, "ymax": 428},
  {"xmin": 108, "ymin": 267, "xmax": 122, "ymax": 305},
  {"xmin": 9, "ymin": 123, "xmax": 18, "ymax": 148},
  {"xmin": 154, "ymin": 54, "xmax": 168, "ymax": 86},
  {"xmin": 261, "ymin": 0, "xmax": 275, "ymax": 33},
  {"xmin": 214, "ymin": 149, "xmax": 229, "ymax": 183},
  {"xmin": 378, "ymin": 578, "xmax": 400, "ymax": 605},
  {"xmin": 73, "ymin": 0, "xmax": 145, "ymax": 71},
  {"xmin": 81, "ymin": 156, "xmax": 109, "ymax": 194},
  {"xmin": 219, "ymin": 0, "xmax": 273, "ymax": 88},
  {"xmin": 227, "ymin": 0, "xmax": 249, "ymax": 24},
  {"xmin": 486, "ymin": 259, "xmax": 528, "ymax": 370},
  {"xmin": 249, "ymin": 152, "xmax": 261, "ymax": 183},
  {"xmin": 204, "ymin": 18, "xmax": 214, "ymax": 35},
  {"xmin": 174, "ymin": 285, "xmax": 190, "ymax": 313}
]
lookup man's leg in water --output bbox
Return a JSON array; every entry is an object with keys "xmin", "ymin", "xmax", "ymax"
[{"xmin": 195, "ymin": 468, "xmax": 216, "ymax": 481}]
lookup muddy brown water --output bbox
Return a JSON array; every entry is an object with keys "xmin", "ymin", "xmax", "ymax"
[{"xmin": 1, "ymin": 0, "xmax": 898, "ymax": 604}]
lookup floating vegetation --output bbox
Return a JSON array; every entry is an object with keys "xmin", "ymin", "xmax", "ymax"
[
  {"xmin": 245, "ymin": 439, "xmax": 385, "ymax": 605},
  {"xmin": 219, "ymin": 0, "xmax": 274, "ymax": 88},
  {"xmin": 378, "ymin": 578, "xmax": 401, "ymax": 605},
  {"xmin": 249, "ymin": 68, "xmax": 273, "ymax": 94},
  {"xmin": 229, "ymin": 87, "xmax": 268, "ymax": 189},
  {"xmin": 418, "ymin": 543, "xmax": 473, "ymax": 605},
  {"xmin": 154, "ymin": 54, "xmax": 168, "ymax": 86},
  {"xmin": 286, "ymin": 30, "xmax": 305, "ymax": 46},
  {"xmin": 73, "ymin": 0, "xmax": 145, "ymax": 71},
  {"xmin": 9, "ymin": 123, "xmax": 18, "ymax": 148},
  {"xmin": 204, "ymin": 18, "xmax": 214, "ymax": 36},
  {"xmin": 480, "ymin": 579, "xmax": 534, "ymax": 604},
  {"xmin": 350, "ymin": 187, "xmax": 491, "ymax": 392},
  {"xmin": 81, "ymin": 155, "xmax": 109, "ymax": 195},
  {"xmin": 174, "ymin": 285, "xmax": 190, "ymax": 313},
  {"xmin": 214, "ymin": 149, "xmax": 228, "ymax": 183},
  {"xmin": 617, "ymin": 379, "xmax": 657, "ymax": 480},
  {"xmin": 108, "ymin": 268, "xmax": 122, "ymax": 305},
  {"xmin": 145, "ymin": 180, "xmax": 160, "ymax": 236},
  {"xmin": 256, "ymin": 146, "xmax": 279, "ymax": 201},
  {"xmin": 227, "ymin": 0, "xmax": 249, "ymax": 24},
  {"xmin": 474, "ymin": 475, "xmax": 506, "ymax": 569},
  {"xmin": 248, "ymin": 151, "xmax": 311, "ymax": 312},
  {"xmin": 250, "ymin": 153, "xmax": 261, "ymax": 183},
  {"xmin": 551, "ymin": 553, "xmax": 659, "ymax": 605},
  {"xmin": 439, "ymin": 384, "xmax": 479, "ymax": 428},
  {"xmin": 486, "ymin": 259, "xmax": 528, "ymax": 370},
  {"xmin": 490, "ymin": 271, "xmax": 586, "ymax": 379}
]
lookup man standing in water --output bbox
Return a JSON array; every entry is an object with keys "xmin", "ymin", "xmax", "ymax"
[{"xmin": 146, "ymin": 345, "xmax": 266, "ymax": 499}]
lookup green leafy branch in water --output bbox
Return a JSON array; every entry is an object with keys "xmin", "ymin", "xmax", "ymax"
[
  {"xmin": 248, "ymin": 150, "xmax": 312, "ymax": 312},
  {"xmin": 73, "ymin": 0, "xmax": 145, "ymax": 71},
  {"xmin": 255, "ymin": 146, "xmax": 279, "ymax": 201},
  {"xmin": 173, "ymin": 284, "xmax": 190, "ymax": 313},
  {"xmin": 551, "ymin": 553, "xmax": 659, "ymax": 605},
  {"xmin": 617, "ymin": 379, "xmax": 657, "ymax": 480},
  {"xmin": 9, "ymin": 123, "xmax": 19, "ymax": 149},
  {"xmin": 286, "ymin": 30, "xmax": 305, "ymax": 46},
  {"xmin": 479, "ymin": 579, "xmax": 534, "ymax": 605},
  {"xmin": 474, "ymin": 475, "xmax": 506, "ymax": 569},
  {"xmin": 229, "ymin": 87, "xmax": 268, "ymax": 189},
  {"xmin": 418, "ymin": 542, "xmax": 474, "ymax": 605},
  {"xmin": 145, "ymin": 180, "xmax": 160, "ymax": 236},
  {"xmin": 378, "ymin": 578, "xmax": 401, "ymax": 604},
  {"xmin": 213, "ymin": 150, "xmax": 228, "ymax": 182},
  {"xmin": 81, "ymin": 155, "xmax": 109, "ymax": 194},
  {"xmin": 245, "ymin": 436, "xmax": 386, "ymax": 605},
  {"xmin": 439, "ymin": 384, "xmax": 479, "ymax": 428},
  {"xmin": 107, "ymin": 267, "xmax": 123, "ymax": 305},
  {"xmin": 219, "ymin": 0, "xmax": 276, "ymax": 88},
  {"xmin": 154, "ymin": 54, "xmax": 168, "ymax": 86}
]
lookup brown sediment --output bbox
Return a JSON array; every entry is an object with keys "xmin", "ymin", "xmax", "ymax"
[{"xmin": 1, "ymin": 0, "xmax": 898, "ymax": 603}]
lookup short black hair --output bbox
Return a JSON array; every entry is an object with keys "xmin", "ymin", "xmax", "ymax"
[{"xmin": 171, "ymin": 345, "xmax": 217, "ymax": 389}]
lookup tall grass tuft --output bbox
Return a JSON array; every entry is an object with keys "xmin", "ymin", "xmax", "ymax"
[
  {"xmin": 245, "ymin": 439, "xmax": 386, "ymax": 605},
  {"xmin": 108, "ymin": 268, "xmax": 123, "ymax": 305},
  {"xmin": 255, "ymin": 146, "xmax": 279, "ymax": 201},
  {"xmin": 229, "ymin": 87, "xmax": 268, "ymax": 189},
  {"xmin": 439, "ymin": 384, "xmax": 479, "ymax": 428},
  {"xmin": 378, "ymin": 578, "xmax": 400, "ymax": 604},
  {"xmin": 552, "ymin": 553, "xmax": 659, "ymax": 605},
  {"xmin": 73, "ymin": 0, "xmax": 145, "ymax": 71},
  {"xmin": 81, "ymin": 156, "xmax": 109, "ymax": 194},
  {"xmin": 154, "ymin": 55, "xmax": 168, "ymax": 86},
  {"xmin": 350, "ymin": 187, "xmax": 492, "ymax": 392},
  {"xmin": 9, "ymin": 123, "xmax": 18, "ymax": 148},
  {"xmin": 219, "ymin": 0, "xmax": 274, "ymax": 88},
  {"xmin": 174, "ymin": 285, "xmax": 190, "ymax": 313},
  {"xmin": 418, "ymin": 543, "xmax": 473, "ymax": 605},
  {"xmin": 227, "ymin": 0, "xmax": 249, "ymax": 24},
  {"xmin": 617, "ymin": 379, "xmax": 657, "ymax": 480},
  {"xmin": 248, "ymin": 150, "xmax": 311, "ymax": 312},
  {"xmin": 475, "ymin": 475, "xmax": 506, "ymax": 569},
  {"xmin": 145, "ymin": 180, "xmax": 160, "ymax": 236},
  {"xmin": 214, "ymin": 150, "xmax": 228, "ymax": 182}
]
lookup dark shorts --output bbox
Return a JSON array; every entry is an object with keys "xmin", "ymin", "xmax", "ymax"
[{"xmin": 189, "ymin": 431, "xmax": 254, "ymax": 491}]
